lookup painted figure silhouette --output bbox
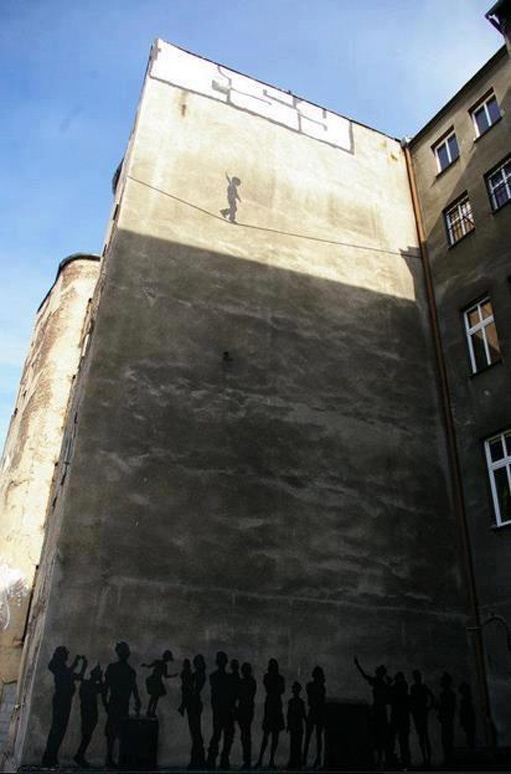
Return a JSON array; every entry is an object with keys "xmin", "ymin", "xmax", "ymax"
[
  {"xmin": 220, "ymin": 174, "xmax": 242, "ymax": 223},
  {"xmin": 302, "ymin": 666, "xmax": 326, "ymax": 769},
  {"xmin": 103, "ymin": 641, "xmax": 141, "ymax": 768},
  {"xmin": 459, "ymin": 682, "xmax": 476, "ymax": 749},
  {"xmin": 42, "ymin": 646, "xmax": 86, "ymax": 767},
  {"xmin": 409, "ymin": 669, "xmax": 435, "ymax": 765},
  {"xmin": 179, "ymin": 658, "xmax": 193, "ymax": 716},
  {"xmin": 354, "ymin": 657, "xmax": 391, "ymax": 767},
  {"xmin": 389, "ymin": 672, "xmax": 410, "ymax": 767},
  {"xmin": 185, "ymin": 654, "xmax": 207, "ymax": 770},
  {"xmin": 287, "ymin": 682, "xmax": 306, "ymax": 770},
  {"xmin": 74, "ymin": 663, "xmax": 104, "ymax": 767},
  {"xmin": 206, "ymin": 651, "xmax": 236, "ymax": 769},
  {"xmin": 256, "ymin": 658, "xmax": 286, "ymax": 769},
  {"xmin": 142, "ymin": 649, "xmax": 177, "ymax": 717},
  {"xmin": 437, "ymin": 672, "xmax": 456, "ymax": 763},
  {"xmin": 237, "ymin": 662, "xmax": 257, "ymax": 769}
]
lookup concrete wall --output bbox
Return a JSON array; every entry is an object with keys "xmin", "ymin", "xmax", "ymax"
[
  {"xmin": 14, "ymin": 43, "xmax": 473, "ymax": 768},
  {"xmin": 0, "ymin": 255, "xmax": 100, "ymax": 757},
  {"xmin": 410, "ymin": 46, "xmax": 511, "ymax": 744}
]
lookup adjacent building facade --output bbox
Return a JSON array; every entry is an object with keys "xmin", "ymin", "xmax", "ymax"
[{"xmin": 0, "ymin": 3, "xmax": 510, "ymax": 769}]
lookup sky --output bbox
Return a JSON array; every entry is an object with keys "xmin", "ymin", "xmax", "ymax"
[{"xmin": 0, "ymin": 0, "xmax": 503, "ymax": 449}]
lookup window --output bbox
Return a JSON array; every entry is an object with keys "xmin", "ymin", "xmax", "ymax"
[
  {"xmin": 485, "ymin": 431, "xmax": 511, "ymax": 527},
  {"xmin": 434, "ymin": 132, "xmax": 460, "ymax": 173},
  {"xmin": 444, "ymin": 194, "xmax": 474, "ymax": 245},
  {"xmin": 486, "ymin": 156, "xmax": 511, "ymax": 212},
  {"xmin": 471, "ymin": 92, "xmax": 501, "ymax": 137},
  {"xmin": 463, "ymin": 298, "xmax": 501, "ymax": 373}
]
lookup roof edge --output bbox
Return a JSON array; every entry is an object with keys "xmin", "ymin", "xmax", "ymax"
[{"xmin": 37, "ymin": 253, "xmax": 101, "ymax": 313}]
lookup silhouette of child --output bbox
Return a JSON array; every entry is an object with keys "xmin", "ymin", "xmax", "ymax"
[
  {"xmin": 256, "ymin": 658, "xmax": 285, "ymax": 769},
  {"xmin": 287, "ymin": 682, "xmax": 306, "ymax": 770},
  {"xmin": 142, "ymin": 649, "xmax": 177, "ymax": 717},
  {"xmin": 459, "ymin": 682, "xmax": 476, "ymax": 749},
  {"xmin": 74, "ymin": 663, "xmax": 104, "ymax": 767},
  {"xmin": 220, "ymin": 174, "xmax": 242, "ymax": 223},
  {"xmin": 303, "ymin": 666, "xmax": 326, "ymax": 769},
  {"xmin": 437, "ymin": 672, "xmax": 456, "ymax": 763},
  {"xmin": 179, "ymin": 658, "xmax": 193, "ymax": 716}
]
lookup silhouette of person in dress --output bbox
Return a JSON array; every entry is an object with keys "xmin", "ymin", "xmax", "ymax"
[
  {"xmin": 179, "ymin": 658, "xmax": 193, "ymax": 716},
  {"xmin": 389, "ymin": 672, "xmax": 410, "ymax": 767},
  {"xmin": 256, "ymin": 658, "xmax": 286, "ymax": 769},
  {"xmin": 287, "ymin": 682, "xmax": 306, "ymax": 770},
  {"xmin": 42, "ymin": 646, "xmax": 87, "ymax": 767},
  {"xmin": 74, "ymin": 663, "xmax": 104, "ymax": 767},
  {"xmin": 437, "ymin": 672, "xmax": 456, "ymax": 763},
  {"xmin": 459, "ymin": 682, "xmax": 476, "ymax": 749},
  {"xmin": 142, "ymin": 649, "xmax": 177, "ymax": 717},
  {"xmin": 185, "ymin": 654, "xmax": 207, "ymax": 770},
  {"xmin": 409, "ymin": 669, "xmax": 435, "ymax": 766},
  {"xmin": 103, "ymin": 642, "xmax": 141, "ymax": 768},
  {"xmin": 206, "ymin": 651, "xmax": 236, "ymax": 769},
  {"xmin": 237, "ymin": 662, "xmax": 257, "ymax": 770},
  {"xmin": 302, "ymin": 666, "xmax": 326, "ymax": 769},
  {"xmin": 220, "ymin": 174, "xmax": 242, "ymax": 223},
  {"xmin": 354, "ymin": 657, "xmax": 391, "ymax": 767}
]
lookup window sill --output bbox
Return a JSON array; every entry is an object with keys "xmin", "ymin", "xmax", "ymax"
[
  {"xmin": 473, "ymin": 115, "xmax": 502, "ymax": 143},
  {"xmin": 436, "ymin": 157, "xmax": 460, "ymax": 179},
  {"xmin": 447, "ymin": 227, "xmax": 475, "ymax": 249},
  {"xmin": 469, "ymin": 358, "xmax": 503, "ymax": 378},
  {"xmin": 491, "ymin": 519, "xmax": 511, "ymax": 531},
  {"xmin": 490, "ymin": 197, "xmax": 511, "ymax": 215}
]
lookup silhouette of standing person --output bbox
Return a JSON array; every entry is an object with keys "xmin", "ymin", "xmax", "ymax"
[
  {"xmin": 186, "ymin": 654, "xmax": 207, "ymax": 770},
  {"xmin": 179, "ymin": 658, "xmax": 193, "ymax": 716},
  {"xmin": 74, "ymin": 663, "xmax": 104, "ymax": 767},
  {"xmin": 287, "ymin": 682, "xmax": 306, "ymax": 770},
  {"xmin": 389, "ymin": 672, "xmax": 410, "ymax": 767},
  {"xmin": 256, "ymin": 658, "xmax": 286, "ymax": 769},
  {"xmin": 237, "ymin": 662, "xmax": 257, "ymax": 770},
  {"xmin": 142, "ymin": 649, "xmax": 177, "ymax": 717},
  {"xmin": 459, "ymin": 682, "xmax": 476, "ymax": 750},
  {"xmin": 302, "ymin": 666, "xmax": 326, "ymax": 769},
  {"xmin": 354, "ymin": 657, "xmax": 391, "ymax": 767},
  {"xmin": 220, "ymin": 174, "xmax": 242, "ymax": 223},
  {"xmin": 206, "ymin": 651, "xmax": 236, "ymax": 769},
  {"xmin": 437, "ymin": 672, "xmax": 456, "ymax": 763},
  {"xmin": 409, "ymin": 669, "xmax": 435, "ymax": 766},
  {"xmin": 42, "ymin": 646, "xmax": 86, "ymax": 767},
  {"xmin": 103, "ymin": 642, "xmax": 141, "ymax": 768}
]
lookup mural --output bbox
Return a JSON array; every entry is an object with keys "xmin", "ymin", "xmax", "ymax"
[
  {"xmin": 42, "ymin": 644, "xmax": 477, "ymax": 770},
  {"xmin": 220, "ymin": 174, "xmax": 242, "ymax": 224}
]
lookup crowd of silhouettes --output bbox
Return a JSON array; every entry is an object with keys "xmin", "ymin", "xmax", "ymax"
[{"xmin": 42, "ymin": 642, "xmax": 476, "ymax": 770}]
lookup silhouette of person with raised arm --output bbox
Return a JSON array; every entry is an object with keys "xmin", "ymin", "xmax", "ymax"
[
  {"xmin": 287, "ymin": 682, "xmax": 306, "ymax": 770},
  {"xmin": 186, "ymin": 654, "xmax": 207, "ymax": 770},
  {"xmin": 389, "ymin": 672, "xmax": 410, "ymax": 767},
  {"xmin": 179, "ymin": 658, "xmax": 193, "ymax": 717},
  {"xmin": 206, "ymin": 651, "xmax": 236, "ymax": 769},
  {"xmin": 103, "ymin": 641, "xmax": 141, "ymax": 768},
  {"xmin": 354, "ymin": 657, "xmax": 391, "ymax": 767},
  {"xmin": 302, "ymin": 666, "xmax": 326, "ymax": 769},
  {"xmin": 142, "ymin": 649, "xmax": 177, "ymax": 717},
  {"xmin": 220, "ymin": 174, "xmax": 242, "ymax": 223},
  {"xmin": 409, "ymin": 669, "xmax": 435, "ymax": 766},
  {"xmin": 237, "ymin": 662, "xmax": 257, "ymax": 770},
  {"xmin": 42, "ymin": 646, "xmax": 87, "ymax": 767},
  {"xmin": 256, "ymin": 658, "xmax": 285, "ymax": 769},
  {"xmin": 74, "ymin": 663, "xmax": 104, "ymax": 767},
  {"xmin": 459, "ymin": 682, "xmax": 476, "ymax": 750},
  {"xmin": 437, "ymin": 672, "xmax": 456, "ymax": 763}
]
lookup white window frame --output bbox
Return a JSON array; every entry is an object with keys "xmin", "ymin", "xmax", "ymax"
[
  {"xmin": 444, "ymin": 195, "xmax": 474, "ymax": 245},
  {"xmin": 434, "ymin": 132, "xmax": 459, "ymax": 173},
  {"xmin": 471, "ymin": 93, "xmax": 500, "ymax": 138},
  {"xmin": 484, "ymin": 431, "xmax": 511, "ymax": 527},
  {"xmin": 486, "ymin": 157, "xmax": 511, "ymax": 211},
  {"xmin": 463, "ymin": 298, "xmax": 500, "ymax": 373}
]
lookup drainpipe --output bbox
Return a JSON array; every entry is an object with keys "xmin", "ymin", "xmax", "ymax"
[{"xmin": 402, "ymin": 141, "xmax": 496, "ymax": 752}]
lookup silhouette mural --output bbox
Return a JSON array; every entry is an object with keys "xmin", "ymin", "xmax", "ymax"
[
  {"xmin": 220, "ymin": 173, "xmax": 242, "ymax": 223},
  {"xmin": 40, "ymin": 642, "xmax": 480, "ymax": 770}
]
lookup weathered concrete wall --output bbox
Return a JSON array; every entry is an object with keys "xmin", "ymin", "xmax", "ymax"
[
  {"xmin": 15, "ymin": 43, "xmax": 472, "ymax": 768},
  {"xmin": 0, "ymin": 256, "xmax": 100, "ymax": 755},
  {"xmin": 411, "ymin": 47, "xmax": 511, "ymax": 744}
]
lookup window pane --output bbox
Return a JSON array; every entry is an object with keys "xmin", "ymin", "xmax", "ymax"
[
  {"xmin": 467, "ymin": 307, "xmax": 480, "ymax": 327},
  {"xmin": 495, "ymin": 182, "xmax": 510, "ymax": 209},
  {"xmin": 475, "ymin": 106, "xmax": 489, "ymax": 135},
  {"xmin": 480, "ymin": 300, "xmax": 493, "ymax": 319},
  {"xmin": 504, "ymin": 434, "xmax": 511, "ymax": 457},
  {"xmin": 494, "ymin": 466, "xmax": 511, "ymax": 523},
  {"xmin": 472, "ymin": 329, "xmax": 488, "ymax": 370},
  {"xmin": 485, "ymin": 322, "xmax": 501, "ymax": 363},
  {"xmin": 448, "ymin": 134, "xmax": 459, "ymax": 162},
  {"xmin": 489, "ymin": 437, "xmax": 504, "ymax": 462},
  {"xmin": 437, "ymin": 143, "xmax": 449, "ymax": 171},
  {"xmin": 487, "ymin": 96, "xmax": 500, "ymax": 125}
]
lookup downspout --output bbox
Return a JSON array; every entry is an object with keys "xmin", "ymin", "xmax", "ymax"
[{"xmin": 402, "ymin": 141, "xmax": 496, "ymax": 751}]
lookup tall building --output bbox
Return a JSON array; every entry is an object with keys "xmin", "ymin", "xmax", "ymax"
[{"xmin": 0, "ymin": 2, "xmax": 509, "ymax": 769}]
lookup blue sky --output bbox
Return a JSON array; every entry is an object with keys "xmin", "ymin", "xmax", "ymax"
[{"xmin": 0, "ymin": 0, "xmax": 503, "ymax": 448}]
